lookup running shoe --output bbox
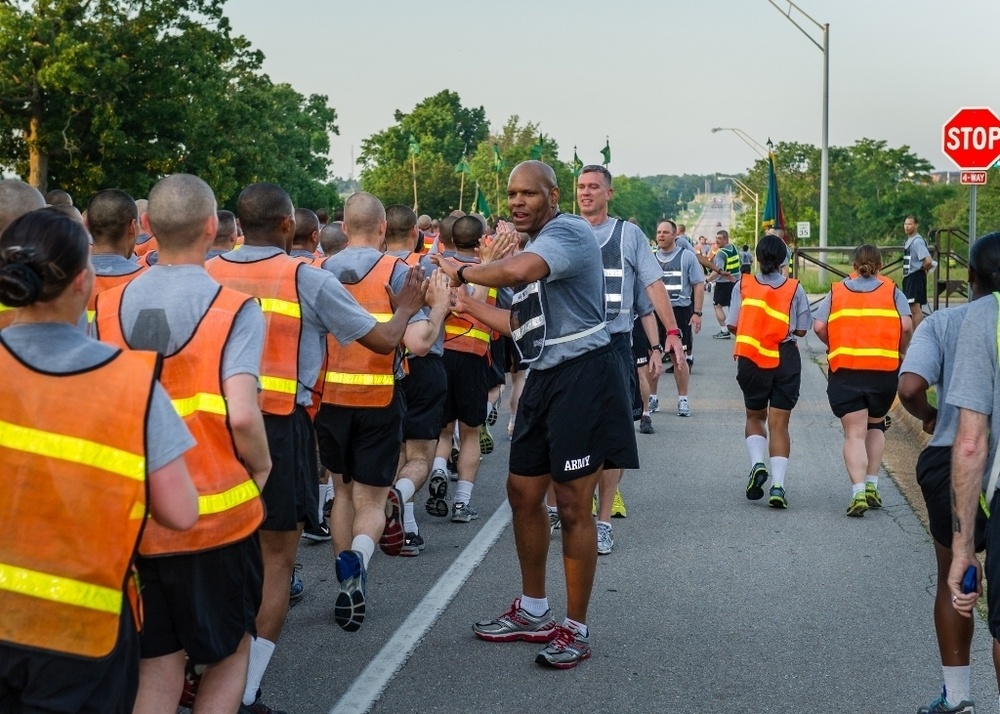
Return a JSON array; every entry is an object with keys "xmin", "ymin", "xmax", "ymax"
[
  {"xmin": 301, "ymin": 520, "xmax": 331, "ymax": 542},
  {"xmin": 289, "ymin": 563, "xmax": 304, "ymax": 600},
  {"xmin": 322, "ymin": 496, "xmax": 333, "ymax": 518},
  {"xmin": 917, "ymin": 687, "xmax": 976, "ymax": 713},
  {"xmin": 179, "ymin": 659, "xmax": 204, "ymax": 709},
  {"xmin": 686, "ymin": 356, "xmax": 694, "ymax": 372},
  {"xmin": 451, "ymin": 502, "xmax": 479, "ymax": 523},
  {"xmin": 846, "ymin": 492, "xmax": 869, "ymax": 518},
  {"xmin": 447, "ymin": 444, "xmax": 459, "ymax": 476},
  {"xmin": 677, "ymin": 397, "xmax": 690, "ymax": 417},
  {"xmin": 648, "ymin": 395, "xmax": 660, "ymax": 413},
  {"xmin": 664, "ymin": 361, "xmax": 675, "ymax": 374},
  {"xmin": 425, "ymin": 469, "xmax": 449, "ymax": 517},
  {"xmin": 334, "ymin": 550, "xmax": 367, "ymax": 632},
  {"xmin": 865, "ymin": 482, "xmax": 883, "ymax": 509},
  {"xmin": 378, "ymin": 487, "xmax": 405, "ymax": 556},
  {"xmin": 486, "ymin": 395, "xmax": 500, "ymax": 426},
  {"xmin": 713, "ymin": 330, "xmax": 731, "ymax": 339},
  {"xmin": 884, "ymin": 414, "xmax": 892, "ymax": 430},
  {"xmin": 479, "ymin": 422, "xmax": 495, "ymax": 455},
  {"xmin": 597, "ymin": 522, "xmax": 614, "ymax": 555},
  {"xmin": 639, "ymin": 415, "xmax": 655, "ymax": 434},
  {"xmin": 611, "ymin": 490, "xmax": 627, "ymax": 518},
  {"xmin": 768, "ymin": 485, "xmax": 788, "ymax": 509},
  {"xmin": 239, "ymin": 691, "xmax": 288, "ymax": 714},
  {"xmin": 473, "ymin": 598, "xmax": 558, "ymax": 643},
  {"xmin": 548, "ymin": 508, "xmax": 561, "ymax": 532},
  {"xmin": 535, "ymin": 624, "xmax": 592, "ymax": 669},
  {"xmin": 745, "ymin": 462, "xmax": 768, "ymax": 500},
  {"xmin": 401, "ymin": 532, "xmax": 425, "ymax": 557}
]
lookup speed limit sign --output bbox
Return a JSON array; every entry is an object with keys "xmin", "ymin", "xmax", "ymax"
[{"xmin": 796, "ymin": 221, "xmax": 811, "ymax": 239}]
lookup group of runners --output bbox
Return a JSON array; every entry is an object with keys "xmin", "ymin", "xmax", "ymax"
[{"xmin": 1, "ymin": 163, "xmax": 999, "ymax": 714}]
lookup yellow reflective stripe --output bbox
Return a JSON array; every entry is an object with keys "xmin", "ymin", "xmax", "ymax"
[
  {"xmin": 444, "ymin": 325, "xmax": 490, "ymax": 342},
  {"xmin": 735, "ymin": 335, "xmax": 780, "ymax": 359},
  {"xmin": 198, "ymin": 480, "xmax": 259, "ymax": 516},
  {"xmin": 828, "ymin": 346, "xmax": 899, "ymax": 360},
  {"xmin": 0, "ymin": 303, "xmax": 12, "ymax": 312},
  {"xmin": 130, "ymin": 502, "xmax": 147, "ymax": 520},
  {"xmin": 0, "ymin": 561, "xmax": 122, "ymax": 615},
  {"xmin": 371, "ymin": 313, "xmax": 392, "ymax": 323},
  {"xmin": 827, "ymin": 308, "xmax": 899, "ymax": 322},
  {"xmin": 325, "ymin": 371, "xmax": 394, "ymax": 386},
  {"xmin": 260, "ymin": 375, "xmax": 297, "ymax": 395},
  {"xmin": 742, "ymin": 299, "xmax": 790, "ymax": 325},
  {"xmin": 0, "ymin": 419, "xmax": 145, "ymax": 481},
  {"xmin": 258, "ymin": 298, "xmax": 301, "ymax": 319},
  {"xmin": 487, "ymin": 288, "xmax": 498, "ymax": 298},
  {"xmin": 172, "ymin": 393, "xmax": 227, "ymax": 418},
  {"xmin": 86, "ymin": 309, "xmax": 95, "ymax": 322}
]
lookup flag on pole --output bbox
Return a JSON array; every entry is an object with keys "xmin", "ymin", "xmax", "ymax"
[
  {"xmin": 761, "ymin": 143, "xmax": 786, "ymax": 232},
  {"xmin": 473, "ymin": 184, "xmax": 492, "ymax": 218},
  {"xmin": 408, "ymin": 134, "xmax": 420, "ymax": 156},
  {"xmin": 600, "ymin": 137, "xmax": 611, "ymax": 166},
  {"xmin": 454, "ymin": 159, "xmax": 470, "ymax": 174},
  {"xmin": 492, "ymin": 144, "xmax": 504, "ymax": 173},
  {"xmin": 572, "ymin": 146, "xmax": 583, "ymax": 177},
  {"xmin": 530, "ymin": 133, "xmax": 544, "ymax": 160}
]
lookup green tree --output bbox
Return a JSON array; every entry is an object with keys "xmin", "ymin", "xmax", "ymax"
[
  {"xmin": 932, "ymin": 169, "xmax": 999, "ymax": 242},
  {"xmin": 609, "ymin": 177, "xmax": 660, "ymax": 237},
  {"xmin": 0, "ymin": 0, "xmax": 338, "ymax": 207}
]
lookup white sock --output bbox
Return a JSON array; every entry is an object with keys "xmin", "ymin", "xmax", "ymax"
[
  {"xmin": 454, "ymin": 480, "xmax": 474, "ymax": 505},
  {"xmin": 597, "ymin": 520, "xmax": 612, "ymax": 529},
  {"xmin": 746, "ymin": 435, "xmax": 767, "ymax": 466},
  {"xmin": 641, "ymin": 411, "xmax": 650, "ymax": 417},
  {"xmin": 520, "ymin": 594, "xmax": 549, "ymax": 617},
  {"xmin": 432, "ymin": 457, "xmax": 448, "ymax": 474},
  {"xmin": 564, "ymin": 616, "xmax": 588, "ymax": 638},
  {"xmin": 547, "ymin": 505, "xmax": 559, "ymax": 514},
  {"xmin": 396, "ymin": 477, "xmax": 416, "ymax": 504},
  {"xmin": 351, "ymin": 534, "xmax": 376, "ymax": 568},
  {"xmin": 852, "ymin": 483, "xmax": 865, "ymax": 497},
  {"xmin": 866, "ymin": 475, "xmax": 879, "ymax": 488},
  {"xmin": 678, "ymin": 395, "xmax": 688, "ymax": 400},
  {"xmin": 770, "ymin": 457, "xmax": 788, "ymax": 488},
  {"xmin": 403, "ymin": 501, "xmax": 417, "ymax": 534},
  {"xmin": 943, "ymin": 665, "xmax": 971, "ymax": 705},
  {"xmin": 242, "ymin": 637, "xmax": 275, "ymax": 705},
  {"xmin": 650, "ymin": 393, "xmax": 658, "ymax": 400},
  {"xmin": 317, "ymin": 484, "xmax": 327, "ymax": 522}
]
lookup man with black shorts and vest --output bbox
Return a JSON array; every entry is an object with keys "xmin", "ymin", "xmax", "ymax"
[
  {"xmin": 709, "ymin": 229, "xmax": 740, "ymax": 339},
  {"xmin": 94, "ymin": 174, "xmax": 272, "ymax": 714},
  {"xmin": 433, "ymin": 160, "xmax": 638, "ymax": 669},
  {"xmin": 902, "ymin": 215, "xmax": 934, "ymax": 331},
  {"xmin": 576, "ymin": 165, "xmax": 683, "ymax": 552}
]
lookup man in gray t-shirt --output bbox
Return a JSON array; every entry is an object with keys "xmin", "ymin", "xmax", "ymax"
[
  {"xmin": 902, "ymin": 215, "xmax": 933, "ymax": 329},
  {"xmin": 434, "ymin": 161, "xmax": 639, "ymax": 669}
]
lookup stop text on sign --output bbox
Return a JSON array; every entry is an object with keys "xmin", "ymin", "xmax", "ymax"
[{"xmin": 945, "ymin": 127, "xmax": 1000, "ymax": 152}]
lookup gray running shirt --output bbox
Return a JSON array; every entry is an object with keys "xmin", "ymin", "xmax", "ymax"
[
  {"xmin": 655, "ymin": 246, "xmax": 705, "ymax": 308},
  {"xmin": 903, "ymin": 234, "xmax": 931, "ymax": 277},
  {"xmin": 93, "ymin": 253, "xmax": 142, "ymax": 277},
  {"xmin": 727, "ymin": 273, "xmax": 812, "ymax": 340},
  {"xmin": 812, "ymin": 276, "xmax": 911, "ymax": 322},
  {"xmin": 521, "ymin": 213, "xmax": 609, "ymax": 370},
  {"xmin": 900, "ymin": 303, "xmax": 970, "ymax": 448},
  {"xmin": 212, "ymin": 246, "xmax": 377, "ymax": 406},
  {"xmin": 0, "ymin": 322, "xmax": 194, "ymax": 471},
  {"xmin": 592, "ymin": 217, "xmax": 662, "ymax": 334},
  {"xmin": 945, "ymin": 296, "xmax": 1000, "ymax": 491},
  {"xmin": 675, "ymin": 236, "xmax": 696, "ymax": 253}
]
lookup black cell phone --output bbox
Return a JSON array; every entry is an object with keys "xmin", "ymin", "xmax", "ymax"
[{"xmin": 961, "ymin": 565, "xmax": 977, "ymax": 594}]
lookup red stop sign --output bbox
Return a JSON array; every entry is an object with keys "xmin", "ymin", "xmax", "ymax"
[{"xmin": 943, "ymin": 107, "xmax": 1000, "ymax": 170}]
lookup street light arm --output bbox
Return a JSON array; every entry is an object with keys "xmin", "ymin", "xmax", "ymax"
[
  {"xmin": 711, "ymin": 128, "xmax": 768, "ymax": 158},
  {"xmin": 767, "ymin": 0, "xmax": 824, "ymax": 48}
]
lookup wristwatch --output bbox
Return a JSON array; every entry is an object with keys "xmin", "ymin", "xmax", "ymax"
[
  {"xmin": 650, "ymin": 344, "xmax": 663, "ymax": 353},
  {"xmin": 692, "ymin": 311, "xmax": 703, "ymax": 317},
  {"xmin": 457, "ymin": 264, "xmax": 470, "ymax": 285}
]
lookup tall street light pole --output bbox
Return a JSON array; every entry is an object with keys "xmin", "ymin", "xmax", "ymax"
[
  {"xmin": 768, "ymin": 0, "xmax": 828, "ymax": 284},
  {"xmin": 711, "ymin": 128, "xmax": 768, "ymax": 159},
  {"xmin": 718, "ymin": 176, "xmax": 759, "ymax": 249}
]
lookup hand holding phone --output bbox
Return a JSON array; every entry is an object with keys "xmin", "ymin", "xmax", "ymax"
[{"xmin": 961, "ymin": 565, "xmax": 977, "ymax": 595}]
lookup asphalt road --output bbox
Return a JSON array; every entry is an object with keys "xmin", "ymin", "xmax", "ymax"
[{"xmin": 260, "ymin": 199, "xmax": 997, "ymax": 714}]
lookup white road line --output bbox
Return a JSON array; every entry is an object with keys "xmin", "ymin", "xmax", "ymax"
[{"xmin": 328, "ymin": 500, "xmax": 513, "ymax": 714}]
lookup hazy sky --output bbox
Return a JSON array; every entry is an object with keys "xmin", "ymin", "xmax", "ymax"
[{"xmin": 225, "ymin": 0, "xmax": 1000, "ymax": 179}]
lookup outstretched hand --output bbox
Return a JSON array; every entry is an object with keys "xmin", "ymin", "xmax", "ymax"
[
  {"xmin": 479, "ymin": 229, "xmax": 517, "ymax": 265},
  {"xmin": 425, "ymin": 269, "xmax": 452, "ymax": 310},
  {"xmin": 386, "ymin": 265, "xmax": 427, "ymax": 316},
  {"xmin": 429, "ymin": 253, "xmax": 462, "ymax": 287}
]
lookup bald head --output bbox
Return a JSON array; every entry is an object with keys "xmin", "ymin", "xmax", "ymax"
[
  {"xmin": 45, "ymin": 189, "xmax": 73, "ymax": 206},
  {"xmin": 320, "ymin": 221, "xmax": 348, "ymax": 256},
  {"xmin": 0, "ymin": 179, "xmax": 46, "ymax": 235},
  {"xmin": 510, "ymin": 160, "xmax": 558, "ymax": 191},
  {"xmin": 238, "ymin": 183, "xmax": 293, "ymax": 238},
  {"xmin": 293, "ymin": 208, "xmax": 320, "ymax": 248},
  {"xmin": 87, "ymin": 189, "xmax": 138, "ymax": 249},
  {"xmin": 417, "ymin": 214, "xmax": 432, "ymax": 231},
  {"xmin": 385, "ymin": 204, "xmax": 417, "ymax": 246},
  {"xmin": 147, "ymin": 174, "xmax": 217, "ymax": 249},
  {"xmin": 343, "ymin": 192, "xmax": 386, "ymax": 245}
]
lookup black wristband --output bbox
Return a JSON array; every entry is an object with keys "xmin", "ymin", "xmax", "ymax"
[
  {"xmin": 693, "ymin": 311, "xmax": 703, "ymax": 316},
  {"xmin": 457, "ymin": 264, "xmax": 470, "ymax": 285},
  {"xmin": 650, "ymin": 344, "xmax": 663, "ymax": 352}
]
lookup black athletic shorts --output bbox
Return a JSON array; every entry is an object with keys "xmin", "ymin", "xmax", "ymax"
[
  {"xmin": 0, "ymin": 603, "xmax": 139, "ymax": 714},
  {"xmin": 902, "ymin": 270, "xmax": 927, "ymax": 307},
  {"xmin": 262, "ymin": 406, "xmax": 318, "ymax": 531},
  {"xmin": 487, "ymin": 337, "xmax": 506, "ymax": 389},
  {"xmin": 441, "ymin": 349, "xmax": 488, "ymax": 428},
  {"xmin": 985, "ymin": 490, "xmax": 1000, "ymax": 639},
  {"xmin": 632, "ymin": 317, "xmax": 651, "ymax": 366},
  {"xmin": 657, "ymin": 305, "xmax": 694, "ymax": 356},
  {"xmin": 917, "ymin": 445, "xmax": 986, "ymax": 550},
  {"xmin": 314, "ymin": 390, "xmax": 404, "ymax": 488},
  {"xmin": 402, "ymin": 355, "xmax": 447, "ymax": 441},
  {"xmin": 736, "ymin": 342, "xmax": 802, "ymax": 411},
  {"xmin": 826, "ymin": 368, "xmax": 898, "ymax": 419},
  {"xmin": 713, "ymin": 280, "xmax": 735, "ymax": 308},
  {"xmin": 137, "ymin": 534, "xmax": 263, "ymax": 664},
  {"xmin": 510, "ymin": 344, "xmax": 639, "ymax": 482},
  {"xmin": 610, "ymin": 331, "xmax": 641, "ymax": 421}
]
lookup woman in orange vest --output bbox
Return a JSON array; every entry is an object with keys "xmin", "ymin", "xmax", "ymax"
[
  {"xmin": 0, "ymin": 210, "xmax": 198, "ymax": 713},
  {"xmin": 813, "ymin": 244, "xmax": 912, "ymax": 517},
  {"xmin": 727, "ymin": 235, "xmax": 811, "ymax": 509}
]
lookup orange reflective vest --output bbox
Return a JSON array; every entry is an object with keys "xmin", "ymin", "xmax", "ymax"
[
  {"xmin": 826, "ymin": 280, "xmax": 902, "ymax": 372},
  {"xmin": 86, "ymin": 268, "xmax": 145, "ymax": 323},
  {"xmin": 135, "ymin": 251, "xmax": 158, "ymax": 269},
  {"xmin": 322, "ymin": 254, "xmax": 400, "ymax": 407},
  {"xmin": 733, "ymin": 276, "xmax": 799, "ymax": 368},
  {"xmin": 444, "ymin": 282, "xmax": 496, "ymax": 358},
  {"xmin": 96, "ymin": 284, "xmax": 264, "ymax": 555},
  {"xmin": 133, "ymin": 235, "xmax": 158, "ymax": 257},
  {"xmin": 0, "ymin": 304, "xmax": 15, "ymax": 329},
  {"xmin": 291, "ymin": 252, "xmax": 325, "ymax": 268},
  {"xmin": 206, "ymin": 253, "xmax": 303, "ymax": 416},
  {"xmin": 0, "ymin": 341, "xmax": 157, "ymax": 658}
]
